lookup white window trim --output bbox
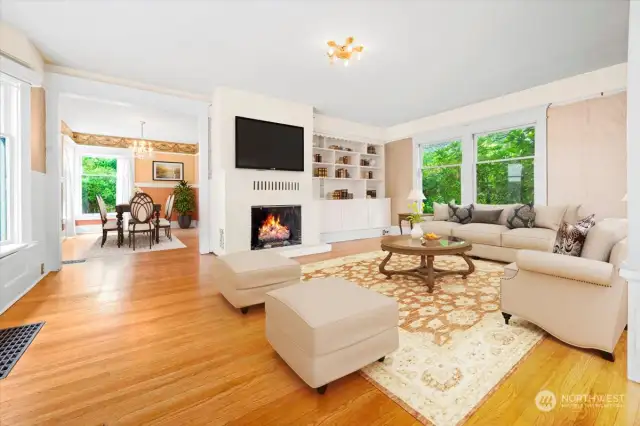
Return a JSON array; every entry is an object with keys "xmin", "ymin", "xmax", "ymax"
[
  {"xmin": 74, "ymin": 145, "xmax": 132, "ymax": 220},
  {"xmin": 414, "ymin": 105, "xmax": 548, "ymax": 206}
]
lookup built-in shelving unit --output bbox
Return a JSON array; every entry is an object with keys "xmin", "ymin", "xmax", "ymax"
[{"xmin": 311, "ymin": 133, "xmax": 385, "ymax": 200}]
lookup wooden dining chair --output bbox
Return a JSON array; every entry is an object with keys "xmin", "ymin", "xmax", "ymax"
[
  {"xmin": 128, "ymin": 192, "xmax": 155, "ymax": 251},
  {"xmin": 97, "ymin": 195, "xmax": 118, "ymax": 247},
  {"xmin": 156, "ymin": 194, "xmax": 175, "ymax": 241}
]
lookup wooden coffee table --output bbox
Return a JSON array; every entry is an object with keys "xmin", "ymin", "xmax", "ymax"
[{"xmin": 379, "ymin": 235, "xmax": 475, "ymax": 293}]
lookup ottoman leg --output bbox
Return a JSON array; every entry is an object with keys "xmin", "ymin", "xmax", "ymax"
[
  {"xmin": 316, "ymin": 385, "xmax": 328, "ymax": 395},
  {"xmin": 502, "ymin": 312, "xmax": 512, "ymax": 325},
  {"xmin": 241, "ymin": 307, "xmax": 249, "ymax": 315},
  {"xmin": 378, "ymin": 356, "xmax": 385, "ymax": 362}
]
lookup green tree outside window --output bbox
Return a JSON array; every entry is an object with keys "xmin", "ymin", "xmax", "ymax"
[{"xmin": 81, "ymin": 156, "xmax": 117, "ymax": 214}]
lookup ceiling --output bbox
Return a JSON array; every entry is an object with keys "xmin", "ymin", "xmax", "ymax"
[
  {"xmin": 2, "ymin": 0, "xmax": 629, "ymax": 127},
  {"xmin": 60, "ymin": 95, "xmax": 199, "ymax": 143}
]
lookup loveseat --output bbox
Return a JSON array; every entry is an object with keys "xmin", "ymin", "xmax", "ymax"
[{"xmin": 420, "ymin": 203, "xmax": 582, "ymax": 263}]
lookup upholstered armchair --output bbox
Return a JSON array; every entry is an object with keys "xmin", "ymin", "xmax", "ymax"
[
  {"xmin": 501, "ymin": 236, "xmax": 628, "ymax": 361},
  {"xmin": 156, "ymin": 194, "xmax": 174, "ymax": 241}
]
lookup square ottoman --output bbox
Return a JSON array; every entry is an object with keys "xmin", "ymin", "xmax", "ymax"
[
  {"xmin": 214, "ymin": 250, "xmax": 301, "ymax": 314},
  {"xmin": 265, "ymin": 277, "xmax": 399, "ymax": 394}
]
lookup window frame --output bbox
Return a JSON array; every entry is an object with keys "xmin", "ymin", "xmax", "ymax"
[
  {"xmin": 418, "ymin": 139, "xmax": 463, "ymax": 212},
  {"xmin": 472, "ymin": 124, "xmax": 537, "ymax": 205},
  {"xmin": 413, "ymin": 106, "xmax": 548, "ymax": 208},
  {"xmin": 77, "ymin": 153, "xmax": 119, "ymax": 219}
]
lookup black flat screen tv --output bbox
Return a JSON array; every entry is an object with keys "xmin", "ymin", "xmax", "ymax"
[{"xmin": 235, "ymin": 116, "xmax": 304, "ymax": 172}]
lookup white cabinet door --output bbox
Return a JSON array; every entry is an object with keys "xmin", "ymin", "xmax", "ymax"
[
  {"xmin": 341, "ymin": 200, "xmax": 369, "ymax": 231},
  {"xmin": 368, "ymin": 198, "xmax": 391, "ymax": 228},
  {"xmin": 319, "ymin": 200, "xmax": 343, "ymax": 233}
]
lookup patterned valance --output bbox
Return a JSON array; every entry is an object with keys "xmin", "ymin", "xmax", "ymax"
[{"xmin": 70, "ymin": 132, "xmax": 198, "ymax": 155}]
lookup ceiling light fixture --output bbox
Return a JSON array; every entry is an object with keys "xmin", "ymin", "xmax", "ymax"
[
  {"xmin": 132, "ymin": 121, "xmax": 154, "ymax": 159},
  {"xmin": 327, "ymin": 37, "xmax": 364, "ymax": 67}
]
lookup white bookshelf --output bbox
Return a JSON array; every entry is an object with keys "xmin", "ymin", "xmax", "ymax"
[{"xmin": 311, "ymin": 133, "xmax": 385, "ymax": 201}]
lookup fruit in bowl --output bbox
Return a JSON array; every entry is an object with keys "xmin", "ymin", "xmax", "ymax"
[{"xmin": 423, "ymin": 232, "xmax": 440, "ymax": 241}]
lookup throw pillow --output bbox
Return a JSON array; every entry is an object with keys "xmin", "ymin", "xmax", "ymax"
[
  {"xmin": 470, "ymin": 209, "xmax": 503, "ymax": 224},
  {"xmin": 534, "ymin": 204, "xmax": 568, "ymax": 231},
  {"xmin": 581, "ymin": 218, "xmax": 627, "ymax": 261},
  {"xmin": 506, "ymin": 203, "xmax": 536, "ymax": 229},
  {"xmin": 448, "ymin": 203, "xmax": 474, "ymax": 224},
  {"xmin": 433, "ymin": 202, "xmax": 450, "ymax": 221},
  {"xmin": 552, "ymin": 214, "xmax": 596, "ymax": 257}
]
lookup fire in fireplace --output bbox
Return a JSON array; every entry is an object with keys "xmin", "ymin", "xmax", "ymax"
[{"xmin": 251, "ymin": 205, "xmax": 301, "ymax": 250}]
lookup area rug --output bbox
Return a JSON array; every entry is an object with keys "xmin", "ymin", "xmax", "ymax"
[
  {"xmin": 301, "ymin": 252, "xmax": 545, "ymax": 426},
  {"xmin": 82, "ymin": 234, "xmax": 186, "ymax": 259}
]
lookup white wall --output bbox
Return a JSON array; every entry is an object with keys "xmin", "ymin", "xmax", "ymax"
[
  {"xmin": 314, "ymin": 114, "xmax": 385, "ymax": 142},
  {"xmin": 210, "ymin": 87, "xmax": 317, "ymax": 254},
  {"xmin": 387, "ymin": 63, "xmax": 627, "ymax": 141}
]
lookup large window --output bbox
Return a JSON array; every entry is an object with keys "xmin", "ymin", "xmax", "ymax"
[
  {"xmin": 421, "ymin": 140, "xmax": 462, "ymax": 213},
  {"xmin": 81, "ymin": 156, "xmax": 117, "ymax": 214},
  {"xmin": 0, "ymin": 73, "xmax": 20, "ymax": 245},
  {"xmin": 475, "ymin": 126, "xmax": 535, "ymax": 205}
]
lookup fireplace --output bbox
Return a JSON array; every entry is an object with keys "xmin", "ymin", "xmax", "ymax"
[{"xmin": 251, "ymin": 205, "xmax": 302, "ymax": 250}]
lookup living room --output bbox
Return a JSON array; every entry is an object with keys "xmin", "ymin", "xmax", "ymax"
[{"xmin": 1, "ymin": 1, "xmax": 639, "ymax": 425}]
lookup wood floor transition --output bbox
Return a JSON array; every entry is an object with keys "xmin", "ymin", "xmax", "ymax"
[{"xmin": 0, "ymin": 229, "xmax": 638, "ymax": 425}]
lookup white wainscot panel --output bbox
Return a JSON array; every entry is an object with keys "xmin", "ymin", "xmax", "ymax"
[
  {"xmin": 368, "ymin": 198, "xmax": 391, "ymax": 228},
  {"xmin": 341, "ymin": 200, "xmax": 369, "ymax": 231}
]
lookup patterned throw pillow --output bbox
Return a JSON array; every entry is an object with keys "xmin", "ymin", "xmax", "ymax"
[
  {"xmin": 506, "ymin": 203, "xmax": 536, "ymax": 229},
  {"xmin": 448, "ymin": 203, "xmax": 474, "ymax": 224},
  {"xmin": 553, "ymin": 214, "xmax": 596, "ymax": 257}
]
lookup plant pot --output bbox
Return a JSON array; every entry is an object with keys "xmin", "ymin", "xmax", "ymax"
[
  {"xmin": 410, "ymin": 223, "xmax": 423, "ymax": 240},
  {"xmin": 178, "ymin": 215, "xmax": 192, "ymax": 229}
]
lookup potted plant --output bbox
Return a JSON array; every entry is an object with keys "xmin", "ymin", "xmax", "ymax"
[
  {"xmin": 408, "ymin": 201, "xmax": 425, "ymax": 240},
  {"xmin": 173, "ymin": 180, "xmax": 196, "ymax": 229}
]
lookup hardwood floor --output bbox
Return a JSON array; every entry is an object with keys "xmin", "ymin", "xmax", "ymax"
[{"xmin": 1, "ymin": 230, "xmax": 638, "ymax": 425}]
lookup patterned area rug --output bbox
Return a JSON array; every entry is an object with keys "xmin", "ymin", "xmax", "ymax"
[
  {"xmin": 82, "ymin": 234, "xmax": 186, "ymax": 259},
  {"xmin": 301, "ymin": 251, "xmax": 545, "ymax": 426}
]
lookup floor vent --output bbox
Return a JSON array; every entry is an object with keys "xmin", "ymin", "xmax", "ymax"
[
  {"xmin": 0, "ymin": 322, "xmax": 45, "ymax": 380},
  {"xmin": 62, "ymin": 259, "xmax": 87, "ymax": 265}
]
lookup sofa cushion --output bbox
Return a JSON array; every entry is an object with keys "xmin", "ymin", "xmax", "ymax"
[
  {"xmin": 420, "ymin": 220, "xmax": 462, "ymax": 236},
  {"xmin": 562, "ymin": 204, "xmax": 585, "ymax": 224},
  {"xmin": 581, "ymin": 218, "xmax": 628, "ymax": 262},
  {"xmin": 452, "ymin": 224, "xmax": 508, "ymax": 246},
  {"xmin": 470, "ymin": 209, "xmax": 503, "ymax": 224},
  {"xmin": 534, "ymin": 204, "xmax": 567, "ymax": 231},
  {"xmin": 474, "ymin": 204, "xmax": 517, "ymax": 226},
  {"xmin": 506, "ymin": 203, "xmax": 536, "ymax": 229},
  {"xmin": 265, "ymin": 278, "xmax": 398, "ymax": 356},
  {"xmin": 502, "ymin": 227, "xmax": 556, "ymax": 251},
  {"xmin": 552, "ymin": 215, "xmax": 595, "ymax": 257},
  {"xmin": 448, "ymin": 203, "xmax": 474, "ymax": 224},
  {"xmin": 433, "ymin": 202, "xmax": 449, "ymax": 221},
  {"xmin": 219, "ymin": 250, "xmax": 301, "ymax": 290}
]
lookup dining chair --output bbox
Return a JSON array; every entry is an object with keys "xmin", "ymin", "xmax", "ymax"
[
  {"xmin": 156, "ymin": 194, "xmax": 175, "ymax": 241},
  {"xmin": 128, "ymin": 192, "xmax": 156, "ymax": 251},
  {"xmin": 97, "ymin": 195, "xmax": 118, "ymax": 248}
]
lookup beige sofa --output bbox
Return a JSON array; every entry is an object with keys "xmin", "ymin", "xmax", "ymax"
[
  {"xmin": 420, "ymin": 204, "xmax": 580, "ymax": 263},
  {"xmin": 502, "ymin": 219, "xmax": 628, "ymax": 360}
]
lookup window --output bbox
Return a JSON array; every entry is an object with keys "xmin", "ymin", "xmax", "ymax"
[
  {"xmin": 0, "ymin": 73, "xmax": 20, "ymax": 245},
  {"xmin": 420, "ymin": 140, "xmax": 462, "ymax": 213},
  {"xmin": 475, "ymin": 126, "xmax": 535, "ymax": 205},
  {"xmin": 81, "ymin": 156, "xmax": 117, "ymax": 214}
]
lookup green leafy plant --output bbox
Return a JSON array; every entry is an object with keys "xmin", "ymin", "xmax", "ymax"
[
  {"xmin": 173, "ymin": 180, "xmax": 196, "ymax": 216},
  {"xmin": 408, "ymin": 201, "xmax": 424, "ymax": 224}
]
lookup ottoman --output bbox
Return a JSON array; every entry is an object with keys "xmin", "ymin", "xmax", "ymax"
[
  {"xmin": 214, "ymin": 250, "xmax": 301, "ymax": 314},
  {"xmin": 265, "ymin": 277, "xmax": 399, "ymax": 394}
]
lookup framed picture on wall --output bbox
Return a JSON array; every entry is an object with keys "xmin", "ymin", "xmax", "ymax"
[{"xmin": 153, "ymin": 161, "xmax": 184, "ymax": 181}]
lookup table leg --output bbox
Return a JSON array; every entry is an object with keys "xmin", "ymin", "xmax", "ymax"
[
  {"xmin": 399, "ymin": 217, "xmax": 404, "ymax": 235},
  {"xmin": 116, "ymin": 210, "xmax": 123, "ymax": 248},
  {"xmin": 426, "ymin": 255, "xmax": 435, "ymax": 293},
  {"xmin": 379, "ymin": 251, "xmax": 394, "ymax": 279},
  {"xmin": 460, "ymin": 253, "xmax": 475, "ymax": 278}
]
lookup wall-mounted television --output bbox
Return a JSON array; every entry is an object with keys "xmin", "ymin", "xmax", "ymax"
[{"xmin": 235, "ymin": 116, "xmax": 304, "ymax": 172}]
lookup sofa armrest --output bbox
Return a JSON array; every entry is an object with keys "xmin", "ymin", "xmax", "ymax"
[{"xmin": 515, "ymin": 250, "xmax": 614, "ymax": 286}]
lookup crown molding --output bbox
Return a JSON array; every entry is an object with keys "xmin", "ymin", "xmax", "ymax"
[{"xmin": 71, "ymin": 131, "xmax": 199, "ymax": 154}]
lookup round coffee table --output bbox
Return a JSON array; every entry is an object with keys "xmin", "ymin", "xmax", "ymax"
[{"xmin": 379, "ymin": 235, "xmax": 475, "ymax": 293}]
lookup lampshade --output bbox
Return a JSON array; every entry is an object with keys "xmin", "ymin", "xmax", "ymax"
[
  {"xmin": 407, "ymin": 189, "xmax": 426, "ymax": 201},
  {"xmin": 622, "ymin": 194, "xmax": 628, "ymax": 202}
]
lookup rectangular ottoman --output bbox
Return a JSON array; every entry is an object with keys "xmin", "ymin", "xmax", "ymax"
[
  {"xmin": 265, "ymin": 277, "xmax": 399, "ymax": 394},
  {"xmin": 214, "ymin": 250, "xmax": 301, "ymax": 314}
]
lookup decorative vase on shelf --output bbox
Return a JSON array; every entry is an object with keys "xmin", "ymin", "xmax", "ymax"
[{"xmin": 411, "ymin": 223, "xmax": 423, "ymax": 240}]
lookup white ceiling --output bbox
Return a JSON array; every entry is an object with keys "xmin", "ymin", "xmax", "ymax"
[
  {"xmin": 2, "ymin": 0, "xmax": 629, "ymax": 127},
  {"xmin": 60, "ymin": 95, "xmax": 199, "ymax": 143}
]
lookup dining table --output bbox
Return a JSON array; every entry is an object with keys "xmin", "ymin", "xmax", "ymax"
[{"xmin": 115, "ymin": 203, "xmax": 162, "ymax": 248}]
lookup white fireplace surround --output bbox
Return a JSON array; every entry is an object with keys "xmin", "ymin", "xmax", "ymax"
[{"xmin": 210, "ymin": 87, "xmax": 328, "ymax": 256}]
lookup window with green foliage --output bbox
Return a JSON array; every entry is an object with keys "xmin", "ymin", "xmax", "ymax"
[
  {"xmin": 421, "ymin": 140, "xmax": 462, "ymax": 213},
  {"xmin": 475, "ymin": 126, "xmax": 535, "ymax": 205},
  {"xmin": 81, "ymin": 156, "xmax": 117, "ymax": 214}
]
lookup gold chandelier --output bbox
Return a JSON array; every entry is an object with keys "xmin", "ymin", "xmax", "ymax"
[
  {"xmin": 132, "ymin": 121, "xmax": 153, "ymax": 159},
  {"xmin": 327, "ymin": 37, "xmax": 364, "ymax": 67}
]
